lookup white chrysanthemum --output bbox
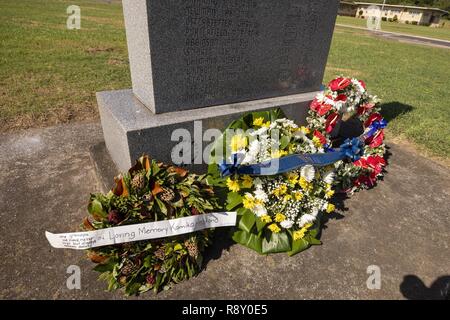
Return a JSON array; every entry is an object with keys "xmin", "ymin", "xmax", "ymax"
[
  {"xmin": 280, "ymin": 220, "xmax": 294, "ymax": 229},
  {"xmin": 323, "ymin": 170, "xmax": 335, "ymax": 184},
  {"xmin": 299, "ymin": 214, "xmax": 316, "ymax": 227},
  {"xmin": 248, "ymin": 139, "xmax": 260, "ymax": 154},
  {"xmin": 242, "ymin": 139, "xmax": 261, "ymax": 164},
  {"xmin": 254, "ymin": 189, "xmax": 268, "ymax": 203},
  {"xmin": 301, "ymin": 165, "xmax": 315, "ymax": 183},
  {"xmin": 352, "ymin": 78, "xmax": 365, "ymax": 93},
  {"xmin": 324, "ymin": 95, "xmax": 336, "ymax": 106},
  {"xmin": 294, "ymin": 130, "xmax": 306, "ymax": 139},
  {"xmin": 311, "ymin": 207, "xmax": 320, "ymax": 217},
  {"xmin": 250, "ymin": 127, "xmax": 268, "ymax": 137},
  {"xmin": 242, "ymin": 154, "xmax": 255, "ymax": 165},
  {"xmin": 253, "ymin": 204, "xmax": 267, "ymax": 217},
  {"xmin": 315, "ymin": 92, "xmax": 326, "ymax": 102},
  {"xmin": 253, "ymin": 178, "xmax": 263, "ymax": 189}
]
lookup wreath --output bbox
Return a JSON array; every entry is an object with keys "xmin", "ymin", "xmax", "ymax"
[
  {"xmin": 83, "ymin": 155, "xmax": 220, "ymax": 295},
  {"xmin": 306, "ymin": 76, "xmax": 388, "ymax": 193},
  {"xmin": 208, "ymin": 109, "xmax": 338, "ymax": 256}
]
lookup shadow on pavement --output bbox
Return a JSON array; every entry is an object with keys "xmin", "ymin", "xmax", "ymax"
[{"xmin": 400, "ymin": 275, "xmax": 450, "ymax": 300}]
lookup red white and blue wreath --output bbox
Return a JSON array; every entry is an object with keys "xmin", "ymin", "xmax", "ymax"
[{"xmin": 306, "ymin": 77, "xmax": 388, "ymax": 193}]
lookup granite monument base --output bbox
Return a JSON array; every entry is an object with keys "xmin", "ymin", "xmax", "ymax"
[{"xmin": 97, "ymin": 89, "xmax": 318, "ymax": 174}]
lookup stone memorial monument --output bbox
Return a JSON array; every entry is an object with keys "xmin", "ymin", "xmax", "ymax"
[{"xmin": 96, "ymin": 0, "xmax": 339, "ymax": 174}]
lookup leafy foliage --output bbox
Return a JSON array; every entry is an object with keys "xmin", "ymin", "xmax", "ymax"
[{"xmin": 84, "ymin": 155, "xmax": 221, "ymax": 295}]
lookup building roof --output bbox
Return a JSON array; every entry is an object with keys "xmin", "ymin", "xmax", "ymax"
[{"xmin": 353, "ymin": 2, "xmax": 449, "ymax": 15}]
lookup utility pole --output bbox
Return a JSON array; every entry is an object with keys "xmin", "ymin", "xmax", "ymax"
[{"xmin": 377, "ymin": 0, "xmax": 387, "ymax": 30}]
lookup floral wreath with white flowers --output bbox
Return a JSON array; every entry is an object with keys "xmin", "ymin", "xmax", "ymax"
[
  {"xmin": 208, "ymin": 110, "xmax": 338, "ymax": 256},
  {"xmin": 306, "ymin": 76, "xmax": 388, "ymax": 193}
]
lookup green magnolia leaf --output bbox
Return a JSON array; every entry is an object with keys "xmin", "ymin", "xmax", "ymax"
[
  {"xmin": 151, "ymin": 161, "xmax": 160, "ymax": 175},
  {"xmin": 280, "ymin": 135, "xmax": 291, "ymax": 149},
  {"xmin": 306, "ymin": 235, "xmax": 322, "ymax": 245},
  {"xmin": 232, "ymin": 230, "xmax": 263, "ymax": 254},
  {"xmin": 238, "ymin": 210, "xmax": 256, "ymax": 233},
  {"xmin": 262, "ymin": 232, "xmax": 291, "ymax": 254},
  {"xmin": 226, "ymin": 192, "xmax": 242, "ymax": 210},
  {"xmin": 288, "ymin": 238, "xmax": 310, "ymax": 257},
  {"xmin": 93, "ymin": 262, "xmax": 115, "ymax": 273},
  {"xmin": 255, "ymin": 217, "xmax": 266, "ymax": 234},
  {"xmin": 88, "ymin": 199, "xmax": 107, "ymax": 218},
  {"xmin": 174, "ymin": 243, "xmax": 183, "ymax": 251},
  {"xmin": 155, "ymin": 197, "xmax": 168, "ymax": 214}
]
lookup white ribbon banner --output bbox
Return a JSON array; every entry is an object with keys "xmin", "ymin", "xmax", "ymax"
[{"xmin": 46, "ymin": 212, "xmax": 237, "ymax": 250}]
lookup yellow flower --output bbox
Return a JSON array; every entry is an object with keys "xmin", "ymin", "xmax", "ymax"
[
  {"xmin": 299, "ymin": 177, "xmax": 313, "ymax": 192},
  {"xmin": 253, "ymin": 117, "xmax": 265, "ymax": 127},
  {"xmin": 283, "ymin": 194, "xmax": 292, "ymax": 202},
  {"xmin": 312, "ymin": 136, "xmax": 322, "ymax": 148},
  {"xmin": 226, "ymin": 177, "xmax": 240, "ymax": 192},
  {"xmin": 271, "ymin": 149, "xmax": 288, "ymax": 159},
  {"xmin": 293, "ymin": 223, "xmax": 313, "ymax": 241},
  {"xmin": 300, "ymin": 126, "xmax": 310, "ymax": 134},
  {"xmin": 293, "ymin": 230, "xmax": 305, "ymax": 241},
  {"xmin": 275, "ymin": 213, "xmax": 286, "ymax": 223},
  {"xmin": 326, "ymin": 203, "xmax": 336, "ymax": 213},
  {"xmin": 286, "ymin": 172, "xmax": 299, "ymax": 185},
  {"xmin": 272, "ymin": 185, "xmax": 288, "ymax": 197},
  {"xmin": 288, "ymin": 143, "xmax": 297, "ymax": 154},
  {"xmin": 230, "ymin": 134, "xmax": 247, "ymax": 152},
  {"xmin": 268, "ymin": 223, "xmax": 281, "ymax": 233},
  {"xmin": 262, "ymin": 121, "xmax": 271, "ymax": 128},
  {"xmin": 260, "ymin": 215, "xmax": 272, "ymax": 223},
  {"xmin": 241, "ymin": 175, "xmax": 253, "ymax": 189},
  {"xmin": 294, "ymin": 191, "xmax": 304, "ymax": 201},
  {"xmin": 326, "ymin": 189, "xmax": 335, "ymax": 199},
  {"xmin": 242, "ymin": 194, "xmax": 255, "ymax": 210}
]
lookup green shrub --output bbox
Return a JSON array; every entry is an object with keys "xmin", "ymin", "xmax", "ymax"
[{"xmin": 412, "ymin": 21, "xmax": 418, "ymax": 25}]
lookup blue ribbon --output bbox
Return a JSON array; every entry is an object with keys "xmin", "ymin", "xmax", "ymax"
[
  {"xmin": 219, "ymin": 138, "xmax": 364, "ymax": 177},
  {"xmin": 366, "ymin": 119, "xmax": 387, "ymax": 138}
]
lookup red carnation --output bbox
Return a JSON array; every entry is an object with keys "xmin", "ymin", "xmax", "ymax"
[
  {"xmin": 359, "ymin": 80, "xmax": 366, "ymax": 90},
  {"xmin": 310, "ymin": 98, "xmax": 332, "ymax": 116},
  {"xmin": 325, "ymin": 112, "xmax": 340, "ymax": 133},
  {"xmin": 353, "ymin": 157, "xmax": 368, "ymax": 169},
  {"xmin": 366, "ymin": 155, "xmax": 386, "ymax": 175},
  {"xmin": 357, "ymin": 103, "xmax": 375, "ymax": 115},
  {"xmin": 364, "ymin": 113, "xmax": 383, "ymax": 128},
  {"xmin": 354, "ymin": 173, "xmax": 377, "ymax": 188},
  {"xmin": 328, "ymin": 77, "xmax": 352, "ymax": 91},
  {"xmin": 335, "ymin": 94, "xmax": 348, "ymax": 103},
  {"xmin": 314, "ymin": 130, "xmax": 327, "ymax": 145},
  {"xmin": 365, "ymin": 130, "xmax": 384, "ymax": 148}
]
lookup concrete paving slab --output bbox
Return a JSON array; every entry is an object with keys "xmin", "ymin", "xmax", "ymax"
[{"xmin": 0, "ymin": 123, "xmax": 449, "ymax": 300}]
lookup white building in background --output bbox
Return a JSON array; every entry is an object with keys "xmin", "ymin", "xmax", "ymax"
[{"xmin": 338, "ymin": 2, "xmax": 449, "ymax": 27}]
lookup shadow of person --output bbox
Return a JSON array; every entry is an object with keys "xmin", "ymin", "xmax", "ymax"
[
  {"xmin": 400, "ymin": 275, "xmax": 450, "ymax": 300},
  {"xmin": 202, "ymin": 227, "xmax": 235, "ymax": 267}
]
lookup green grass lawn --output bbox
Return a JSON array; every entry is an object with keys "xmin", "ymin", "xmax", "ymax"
[
  {"xmin": 0, "ymin": 0, "xmax": 130, "ymax": 129},
  {"xmin": 336, "ymin": 16, "xmax": 450, "ymax": 42},
  {"xmin": 0, "ymin": 0, "xmax": 449, "ymax": 159}
]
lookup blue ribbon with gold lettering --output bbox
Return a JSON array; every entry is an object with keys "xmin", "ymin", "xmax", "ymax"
[{"xmin": 219, "ymin": 138, "xmax": 364, "ymax": 177}]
